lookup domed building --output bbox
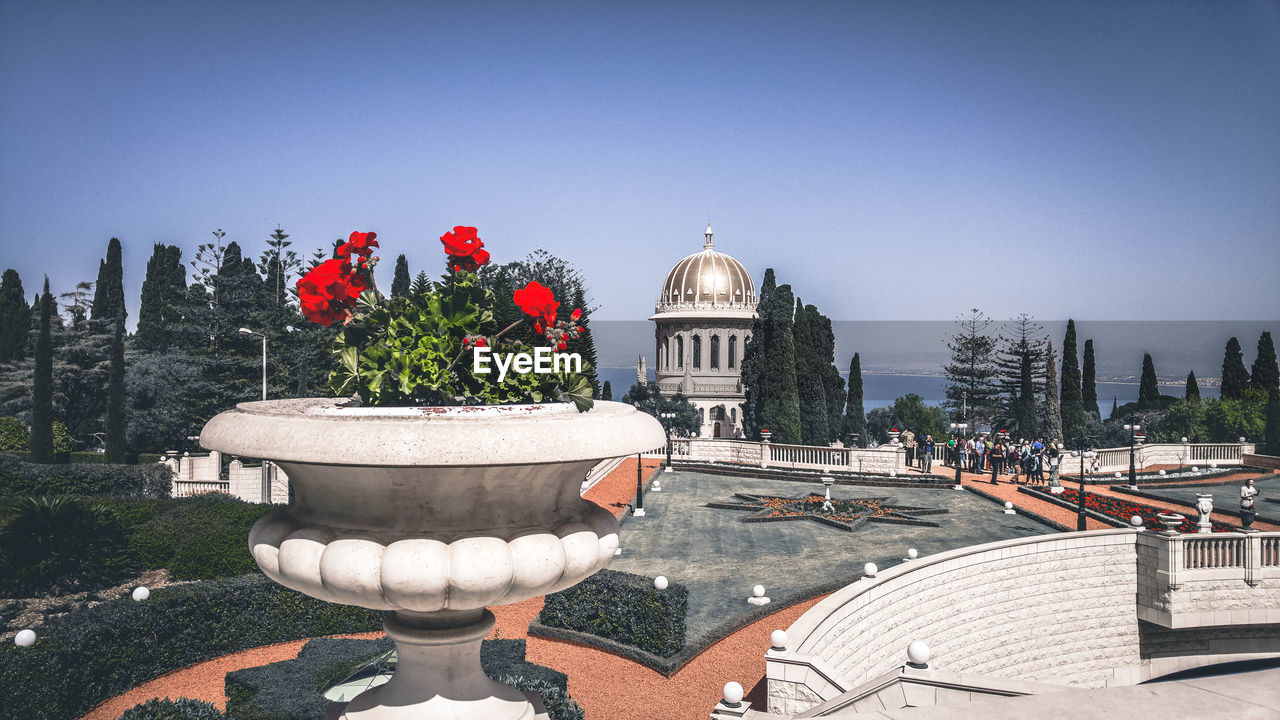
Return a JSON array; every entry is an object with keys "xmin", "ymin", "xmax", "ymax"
[{"xmin": 650, "ymin": 224, "xmax": 757, "ymax": 438}]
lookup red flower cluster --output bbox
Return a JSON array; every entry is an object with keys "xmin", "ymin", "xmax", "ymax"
[
  {"xmin": 513, "ymin": 281, "xmax": 585, "ymax": 351},
  {"xmin": 338, "ymin": 231, "xmax": 378, "ymax": 258},
  {"xmin": 1050, "ymin": 487, "xmax": 1235, "ymax": 533},
  {"xmin": 297, "ymin": 257, "xmax": 367, "ymax": 327},
  {"xmin": 440, "ymin": 226, "xmax": 490, "ymax": 272}
]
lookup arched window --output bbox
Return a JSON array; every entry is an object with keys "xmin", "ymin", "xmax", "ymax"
[
  {"xmin": 664, "ymin": 336, "xmax": 670, "ymax": 370},
  {"xmin": 692, "ymin": 335, "xmax": 702, "ymax": 369},
  {"xmin": 710, "ymin": 335, "xmax": 720, "ymax": 369},
  {"xmin": 676, "ymin": 335, "xmax": 684, "ymax": 369},
  {"xmin": 728, "ymin": 335, "xmax": 737, "ymax": 369}
]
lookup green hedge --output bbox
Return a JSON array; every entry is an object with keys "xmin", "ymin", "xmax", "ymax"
[
  {"xmin": 536, "ymin": 569, "xmax": 687, "ymax": 658},
  {"xmin": 0, "ymin": 496, "xmax": 138, "ymax": 598},
  {"xmin": 226, "ymin": 637, "xmax": 581, "ymax": 720},
  {"xmin": 117, "ymin": 698, "xmax": 224, "ymax": 719},
  {"xmin": 129, "ymin": 493, "xmax": 270, "ymax": 580},
  {"xmin": 0, "ymin": 453, "xmax": 171, "ymax": 498},
  {"xmin": 0, "ymin": 573, "xmax": 381, "ymax": 719}
]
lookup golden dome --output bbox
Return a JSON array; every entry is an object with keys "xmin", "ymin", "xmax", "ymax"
[{"xmin": 656, "ymin": 224, "xmax": 756, "ymax": 313}]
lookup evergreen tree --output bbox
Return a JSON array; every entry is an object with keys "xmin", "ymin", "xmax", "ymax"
[
  {"xmin": 1060, "ymin": 319, "xmax": 1084, "ymax": 441},
  {"xmin": 1186, "ymin": 371, "xmax": 1200, "ymax": 401},
  {"xmin": 391, "ymin": 255, "xmax": 411, "ymax": 298},
  {"xmin": 0, "ymin": 269, "xmax": 29, "ymax": 362},
  {"xmin": 1138, "ymin": 352, "xmax": 1160, "ymax": 409},
  {"xmin": 943, "ymin": 308, "xmax": 1000, "ymax": 424},
  {"xmin": 568, "ymin": 287, "xmax": 599, "ymax": 394},
  {"xmin": 137, "ymin": 244, "xmax": 188, "ymax": 352},
  {"xmin": 30, "ymin": 278, "xmax": 54, "ymax": 463},
  {"xmin": 259, "ymin": 226, "xmax": 301, "ymax": 331},
  {"xmin": 1221, "ymin": 337, "xmax": 1250, "ymax": 401},
  {"xmin": 1266, "ymin": 389, "xmax": 1280, "ymax": 456},
  {"xmin": 1251, "ymin": 331, "xmax": 1278, "ymax": 393},
  {"xmin": 842, "ymin": 353, "xmax": 867, "ymax": 447},
  {"xmin": 995, "ymin": 314, "xmax": 1044, "ymax": 439},
  {"xmin": 601, "ymin": 380, "xmax": 612, "ymax": 402},
  {"xmin": 758, "ymin": 284, "xmax": 801, "ymax": 443},
  {"xmin": 739, "ymin": 268, "xmax": 776, "ymax": 439},
  {"xmin": 809, "ymin": 306, "xmax": 845, "ymax": 442},
  {"xmin": 1082, "ymin": 338, "xmax": 1098, "ymax": 416},
  {"xmin": 1111, "ymin": 396, "xmax": 1118, "ymax": 420},
  {"xmin": 1043, "ymin": 340, "xmax": 1062, "ymax": 442},
  {"xmin": 105, "ymin": 317, "xmax": 126, "ymax": 463},
  {"xmin": 792, "ymin": 299, "xmax": 829, "ymax": 445},
  {"xmin": 90, "ymin": 237, "xmax": 126, "ymax": 322}
]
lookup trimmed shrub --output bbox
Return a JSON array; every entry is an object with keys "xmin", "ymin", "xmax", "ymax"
[
  {"xmin": 537, "ymin": 569, "xmax": 687, "ymax": 658},
  {"xmin": 0, "ymin": 417, "xmax": 29, "ymax": 452},
  {"xmin": 226, "ymin": 637, "xmax": 580, "ymax": 720},
  {"xmin": 130, "ymin": 493, "xmax": 270, "ymax": 580},
  {"xmin": 118, "ymin": 698, "xmax": 225, "ymax": 720},
  {"xmin": 0, "ymin": 452, "xmax": 171, "ymax": 498},
  {"xmin": 0, "ymin": 573, "xmax": 381, "ymax": 719},
  {"xmin": 0, "ymin": 496, "xmax": 137, "ymax": 597}
]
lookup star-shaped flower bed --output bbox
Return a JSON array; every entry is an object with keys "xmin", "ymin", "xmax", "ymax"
[{"xmin": 707, "ymin": 493, "xmax": 948, "ymax": 532}]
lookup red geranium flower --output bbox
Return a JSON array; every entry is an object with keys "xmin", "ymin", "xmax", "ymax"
[
  {"xmin": 440, "ymin": 226, "xmax": 490, "ymax": 271},
  {"xmin": 296, "ymin": 258, "xmax": 366, "ymax": 327},
  {"xmin": 338, "ymin": 231, "xmax": 379, "ymax": 258},
  {"xmin": 513, "ymin": 281, "xmax": 559, "ymax": 326}
]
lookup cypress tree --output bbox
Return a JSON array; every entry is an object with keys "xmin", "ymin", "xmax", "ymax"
[
  {"xmin": 0, "ymin": 269, "xmax": 29, "ymax": 362},
  {"xmin": 810, "ymin": 306, "xmax": 845, "ymax": 442},
  {"xmin": 137, "ymin": 244, "xmax": 188, "ymax": 351},
  {"xmin": 601, "ymin": 380, "xmax": 612, "ymax": 402},
  {"xmin": 1060, "ymin": 319, "xmax": 1084, "ymax": 441},
  {"xmin": 1110, "ymin": 396, "xmax": 1118, "ymax": 420},
  {"xmin": 1266, "ymin": 389, "xmax": 1280, "ymax": 456},
  {"xmin": 1252, "ymin": 331, "xmax": 1278, "ymax": 393},
  {"xmin": 91, "ymin": 237, "xmax": 126, "ymax": 322},
  {"xmin": 1043, "ymin": 340, "xmax": 1062, "ymax": 442},
  {"xmin": 30, "ymin": 278, "xmax": 54, "ymax": 463},
  {"xmin": 391, "ymin": 254, "xmax": 411, "ymax": 298},
  {"xmin": 1221, "ymin": 337, "xmax": 1249, "ymax": 400},
  {"xmin": 792, "ymin": 298, "xmax": 828, "ymax": 445},
  {"xmin": 759, "ymin": 284, "xmax": 801, "ymax": 443},
  {"xmin": 739, "ymin": 268, "xmax": 776, "ymax": 439},
  {"xmin": 105, "ymin": 316, "xmax": 127, "ymax": 463},
  {"xmin": 1138, "ymin": 352, "xmax": 1160, "ymax": 409},
  {"xmin": 1082, "ymin": 338, "xmax": 1098, "ymax": 416},
  {"xmin": 1185, "ymin": 371, "xmax": 1200, "ymax": 401},
  {"xmin": 842, "ymin": 353, "xmax": 867, "ymax": 447}
]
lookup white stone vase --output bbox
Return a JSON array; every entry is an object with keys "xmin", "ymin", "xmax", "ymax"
[{"xmin": 200, "ymin": 399, "xmax": 664, "ymax": 720}]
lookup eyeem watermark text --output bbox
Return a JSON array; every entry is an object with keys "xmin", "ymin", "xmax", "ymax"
[{"xmin": 473, "ymin": 347, "xmax": 583, "ymax": 382}]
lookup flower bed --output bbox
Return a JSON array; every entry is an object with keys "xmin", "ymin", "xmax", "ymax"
[{"xmin": 1027, "ymin": 486, "xmax": 1235, "ymax": 533}]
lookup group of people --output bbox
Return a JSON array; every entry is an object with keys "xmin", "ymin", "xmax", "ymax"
[{"xmin": 899, "ymin": 428, "xmax": 1074, "ymax": 486}]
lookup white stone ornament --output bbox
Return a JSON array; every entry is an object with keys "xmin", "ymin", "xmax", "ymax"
[
  {"xmin": 132, "ymin": 586, "xmax": 150, "ymax": 602},
  {"xmin": 1003, "ymin": 501, "xmax": 1015, "ymax": 515},
  {"xmin": 1158, "ymin": 470, "xmax": 1166, "ymax": 476},
  {"xmin": 906, "ymin": 640, "xmax": 930, "ymax": 668},
  {"xmin": 1115, "ymin": 472, "xmax": 1123, "ymax": 479},
  {"xmin": 1191, "ymin": 466, "xmax": 1199, "ymax": 473},
  {"xmin": 1131, "ymin": 515, "xmax": 1143, "ymax": 527},
  {"xmin": 748, "ymin": 584, "xmax": 771, "ymax": 605},
  {"xmin": 14, "ymin": 629, "xmax": 35, "ymax": 647},
  {"xmin": 770, "ymin": 629, "xmax": 788, "ymax": 650},
  {"xmin": 907, "ymin": 548, "xmax": 918, "ymax": 560},
  {"xmin": 722, "ymin": 681, "xmax": 744, "ymax": 707},
  {"xmin": 863, "ymin": 562, "xmax": 878, "ymax": 578},
  {"xmin": 654, "ymin": 575, "xmax": 669, "ymax": 590}
]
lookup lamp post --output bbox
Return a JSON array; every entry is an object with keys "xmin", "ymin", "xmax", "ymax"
[
  {"xmin": 1074, "ymin": 436, "xmax": 1097, "ymax": 532},
  {"xmin": 949, "ymin": 422, "xmax": 968, "ymax": 489},
  {"xmin": 633, "ymin": 401, "xmax": 647, "ymax": 517},
  {"xmin": 1123, "ymin": 421, "xmax": 1142, "ymax": 489},
  {"xmin": 660, "ymin": 411, "xmax": 675, "ymax": 472},
  {"xmin": 239, "ymin": 328, "xmax": 270, "ymax": 502}
]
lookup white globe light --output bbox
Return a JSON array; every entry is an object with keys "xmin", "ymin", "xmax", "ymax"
[
  {"xmin": 1181, "ymin": 437, "xmax": 1188, "ymax": 443},
  {"xmin": 1131, "ymin": 515, "xmax": 1143, "ymax": 527},
  {"xmin": 753, "ymin": 584, "xmax": 765, "ymax": 598},
  {"xmin": 889, "ymin": 470, "xmax": 896, "ymax": 477},
  {"xmin": 14, "ymin": 629, "xmax": 35, "ymax": 647},
  {"xmin": 770, "ymin": 629, "xmax": 788, "ymax": 650},
  {"xmin": 1239, "ymin": 437, "xmax": 1246, "ymax": 443},
  {"xmin": 132, "ymin": 586, "xmax": 150, "ymax": 602},
  {"xmin": 863, "ymin": 562, "xmax": 878, "ymax": 577},
  {"xmin": 1004, "ymin": 501, "xmax": 1014, "ymax": 510},
  {"xmin": 1158, "ymin": 470, "xmax": 1166, "ymax": 476},
  {"xmin": 654, "ymin": 576, "xmax": 668, "ymax": 591},
  {"xmin": 723, "ymin": 681, "xmax": 744, "ymax": 706},
  {"xmin": 1191, "ymin": 466, "xmax": 1199, "ymax": 473},
  {"xmin": 1210, "ymin": 462, "xmax": 1217, "ymax": 468},
  {"xmin": 1115, "ymin": 472, "xmax": 1123, "ymax": 479},
  {"xmin": 907, "ymin": 548, "xmax": 918, "ymax": 559},
  {"xmin": 907, "ymin": 640, "xmax": 931, "ymax": 666}
]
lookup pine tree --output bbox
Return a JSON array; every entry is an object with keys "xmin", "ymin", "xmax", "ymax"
[
  {"xmin": 1138, "ymin": 352, "xmax": 1160, "ymax": 409},
  {"xmin": 30, "ymin": 278, "xmax": 54, "ymax": 463},
  {"xmin": 943, "ymin": 308, "xmax": 1000, "ymax": 424},
  {"xmin": 1060, "ymin": 319, "xmax": 1084, "ymax": 441},
  {"xmin": 391, "ymin": 255, "xmax": 411, "ymax": 298},
  {"xmin": 1082, "ymin": 338, "xmax": 1098, "ymax": 416},
  {"xmin": 1185, "ymin": 371, "xmax": 1201, "ymax": 401},
  {"xmin": 842, "ymin": 353, "xmax": 867, "ymax": 447},
  {"xmin": 259, "ymin": 226, "xmax": 300, "ymax": 331},
  {"xmin": 0, "ymin": 269, "xmax": 29, "ymax": 362},
  {"xmin": 995, "ymin": 314, "xmax": 1044, "ymax": 440},
  {"xmin": 105, "ymin": 316, "xmax": 126, "ymax": 463},
  {"xmin": 90, "ymin": 237, "xmax": 126, "ymax": 322},
  {"xmin": 568, "ymin": 287, "xmax": 599, "ymax": 393},
  {"xmin": 739, "ymin": 268, "xmax": 776, "ymax": 439},
  {"xmin": 1043, "ymin": 340, "xmax": 1062, "ymax": 442},
  {"xmin": 1252, "ymin": 331, "xmax": 1278, "ymax": 393},
  {"xmin": 1221, "ymin": 337, "xmax": 1250, "ymax": 401},
  {"xmin": 792, "ymin": 299, "xmax": 828, "ymax": 445},
  {"xmin": 759, "ymin": 284, "xmax": 801, "ymax": 443},
  {"xmin": 410, "ymin": 271, "xmax": 432, "ymax": 297},
  {"xmin": 601, "ymin": 380, "xmax": 612, "ymax": 402}
]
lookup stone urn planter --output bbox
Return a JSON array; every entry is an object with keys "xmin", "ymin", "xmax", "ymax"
[
  {"xmin": 1155, "ymin": 512, "xmax": 1186, "ymax": 534},
  {"xmin": 201, "ymin": 399, "xmax": 664, "ymax": 720}
]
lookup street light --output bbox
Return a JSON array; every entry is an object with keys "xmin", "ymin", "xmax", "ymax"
[
  {"xmin": 634, "ymin": 403, "xmax": 646, "ymax": 517},
  {"xmin": 1074, "ymin": 436, "xmax": 1098, "ymax": 532},
  {"xmin": 660, "ymin": 411, "xmax": 676, "ymax": 472},
  {"xmin": 1123, "ymin": 421, "xmax": 1142, "ymax": 489},
  {"xmin": 239, "ymin": 328, "xmax": 269, "ymax": 502}
]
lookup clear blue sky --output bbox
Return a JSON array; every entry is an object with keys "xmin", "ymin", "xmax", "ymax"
[{"xmin": 2, "ymin": 1, "xmax": 1277, "ymax": 324}]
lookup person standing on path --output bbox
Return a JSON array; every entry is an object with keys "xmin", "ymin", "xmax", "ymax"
[
  {"xmin": 1047, "ymin": 440, "xmax": 1061, "ymax": 487},
  {"xmin": 922, "ymin": 435, "xmax": 934, "ymax": 473},
  {"xmin": 901, "ymin": 428, "xmax": 916, "ymax": 469},
  {"xmin": 1241, "ymin": 478, "xmax": 1259, "ymax": 530}
]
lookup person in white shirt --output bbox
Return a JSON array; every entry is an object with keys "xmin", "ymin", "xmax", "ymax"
[{"xmin": 1240, "ymin": 478, "xmax": 1260, "ymax": 531}]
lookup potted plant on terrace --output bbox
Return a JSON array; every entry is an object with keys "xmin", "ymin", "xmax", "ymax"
[{"xmin": 200, "ymin": 227, "xmax": 664, "ymax": 720}]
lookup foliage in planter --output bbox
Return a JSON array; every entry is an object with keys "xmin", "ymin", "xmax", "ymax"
[
  {"xmin": 0, "ymin": 573, "xmax": 381, "ymax": 720},
  {"xmin": 225, "ymin": 637, "xmax": 581, "ymax": 720},
  {"xmin": 129, "ymin": 493, "xmax": 271, "ymax": 580},
  {"xmin": 537, "ymin": 568, "xmax": 687, "ymax": 658},
  {"xmin": 117, "ymin": 698, "xmax": 225, "ymax": 720},
  {"xmin": 0, "ymin": 452, "xmax": 171, "ymax": 497},
  {"xmin": 0, "ymin": 496, "xmax": 137, "ymax": 597}
]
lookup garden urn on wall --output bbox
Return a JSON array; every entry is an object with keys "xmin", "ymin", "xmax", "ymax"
[{"xmin": 202, "ymin": 398, "xmax": 664, "ymax": 720}]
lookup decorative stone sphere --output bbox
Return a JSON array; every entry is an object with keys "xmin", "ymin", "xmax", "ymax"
[
  {"xmin": 889, "ymin": 470, "xmax": 896, "ymax": 478},
  {"xmin": 907, "ymin": 640, "xmax": 930, "ymax": 666},
  {"xmin": 1131, "ymin": 515, "xmax": 1143, "ymax": 527},
  {"xmin": 1115, "ymin": 472, "xmax": 1123, "ymax": 479},
  {"xmin": 1191, "ymin": 466, "xmax": 1199, "ymax": 473},
  {"xmin": 753, "ymin": 584, "xmax": 765, "ymax": 598},
  {"xmin": 1004, "ymin": 501, "xmax": 1014, "ymax": 510},
  {"xmin": 1239, "ymin": 437, "xmax": 1247, "ymax": 443},
  {"xmin": 654, "ymin": 575, "xmax": 669, "ymax": 591},
  {"xmin": 14, "ymin": 629, "xmax": 35, "ymax": 647},
  {"xmin": 132, "ymin": 586, "xmax": 150, "ymax": 602},
  {"xmin": 907, "ymin": 548, "xmax": 918, "ymax": 559},
  {"xmin": 723, "ymin": 681, "xmax": 745, "ymax": 706},
  {"xmin": 1210, "ymin": 462, "xmax": 1217, "ymax": 468},
  {"xmin": 863, "ymin": 562, "xmax": 878, "ymax": 578},
  {"xmin": 1158, "ymin": 470, "xmax": 1167, "ymax": 476},
  {"xmin": 770, "ymin": 629, "xmax": 788, "ymax": 650},
  {"xmin": 1181, "ymin": 437, "xmax": 1188, "ymax": 443}
]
